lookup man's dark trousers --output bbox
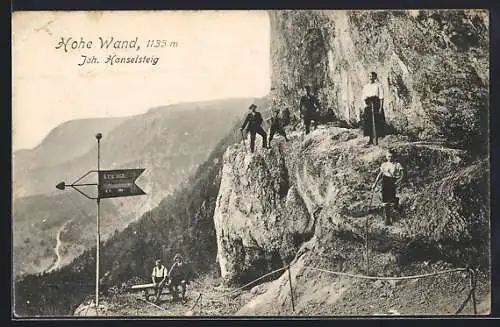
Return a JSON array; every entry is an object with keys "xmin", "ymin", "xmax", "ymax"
[
  {"xmin": 303, "ymin": 113, "xmax": 316, "ymax": 134},
  {"xmin": 249, "ymin": 126, "xmax": 267, "ymax": 152}
]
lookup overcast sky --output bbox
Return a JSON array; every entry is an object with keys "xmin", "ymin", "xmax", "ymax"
[{"xmin": 12, "ymin": 11, "xmax": 271, "ymax": 151}]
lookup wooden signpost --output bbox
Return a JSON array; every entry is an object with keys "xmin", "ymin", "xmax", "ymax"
[{"xmin": 56, "ymin": 133, "xmax": 146, "ymax": 308}]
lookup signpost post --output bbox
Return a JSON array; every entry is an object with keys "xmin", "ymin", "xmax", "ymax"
[
  {"xmin": 96, "ymin": 133, "xmax": 101, "ymax": 309},
  {"xmin": 56, "ymin": 133, "xmax": 146, "ymax": 310}
]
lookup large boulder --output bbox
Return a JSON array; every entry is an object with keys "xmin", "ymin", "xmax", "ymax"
[{"xmin": 214, "ymin": 141, "xmax": 314, "ymax": 284}]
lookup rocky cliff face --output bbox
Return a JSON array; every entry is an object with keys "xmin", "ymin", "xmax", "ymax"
[
  {"xmin": 269, "ymin": 10, "xmax": 488, "ymax": 151},
  {"xmin": 213, "ymin": 10, "xmax": 489, "ymax": 290},
  {"xmin": 214, "ymin": 141, "xmax": 313, "ymax": 284},
  {"xmin": 214, "ymin": 124, "xmax": 489, "ymax": 283},
  {"xmin": 214, "ymin": 126, "xmax": 489, "ymax": 314}
]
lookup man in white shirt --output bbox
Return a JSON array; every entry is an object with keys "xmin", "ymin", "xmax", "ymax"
[
  {"xmin": 361, "ymin": 72, "xmax": 386, "ymax": 145},
  {"xmin": 151, "ymin": 259, "xmax": 168, "ymax": 303}
]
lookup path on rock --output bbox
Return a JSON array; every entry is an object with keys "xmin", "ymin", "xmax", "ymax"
[{"xmin": 74, "ymin": 273, "xmax": 248, "ymax": 316}]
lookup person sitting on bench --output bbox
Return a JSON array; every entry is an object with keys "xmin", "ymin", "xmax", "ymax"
[
  {"xmin": 151, "ymin": 259, "xmax": 168, "ymax": 303},
  {"xmin": 168, "ymin": 254, "xmax": 189, "ymax": 302}
]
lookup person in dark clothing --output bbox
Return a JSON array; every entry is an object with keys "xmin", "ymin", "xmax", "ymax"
[
  {"xmin": 168, "ymin": 254, "xmax": 189, "ymax": 301},
  {"xmin": 372, "ymin": 150, "xmax": 404, "ymax": 225},
  {"xmin": 281, "ymin": 106, "xmax": 291, "ymax": 127},
  {"xmin": 299, "ymin": 86, "xmax": 321, "ymax": 134},
  {"xmin": 268, "ymin": 109, "xmax": 289, "ymax": 145},
  {"xmin": 241, "ymin": 104, "xmax": 268, "ymax": 153},
  {"xmin": 362, "ymin": 72, "xmax": 386, "ymax": 145}
]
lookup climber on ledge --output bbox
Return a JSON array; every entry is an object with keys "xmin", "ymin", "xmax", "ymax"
[
  {"xmin": 281, "ymin": 106, "xmax": 291, "ymax": 127},
  {"xmin": 371, "ymin": 149, "xmax": 404, "ymax": 226},
  {"xmin": 168, "ymin": 253, "xmax": 190, "ymax": 302},
  {"xmin": 268, "ymin": 108, "xmax": 289, "ymax": 146},
  {"xmin": 151, "ymin": 259, "xmax": 168, "ymax": 303},
  {"xmin": 299, "ymin": 85, "xmax": 321, "ymax": 135},
  {"xmin": 241, "ymin": 104, "xmax": 268, "ymax": 153},
  {"xmin": 361, "ymin": 72, "xmax": 386, "ymax": 145}
]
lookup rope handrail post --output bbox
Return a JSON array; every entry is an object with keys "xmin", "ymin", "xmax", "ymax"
[
  {"xmin": 199, "ymin": 293, "xmax": 203, "ymax": 316},
  {"xmin": 287, "ymin": 265, "xmax": 295, "ymax": 313},
  {"xmin": 364, "ymin": 217, "xmax": 369, "ymax": 275},
  {"xmin": 469, "ymin": 269, "xmax": 477, "ymax": 315},
  {"xmin": 84, "ymin": 300, "xmax": 91, "ymax": 316},
  {"xmin": 365, "ymin": 190, "xmax": 375, "ymax": 275},
  {"xmin": 455, "ymin": 286, "xmax": 473, "ymax": 314}
]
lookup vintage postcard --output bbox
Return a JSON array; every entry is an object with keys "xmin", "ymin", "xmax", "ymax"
[{"xmin": 12, "ymin": 10, "xmax": 490, "ymax": 317}]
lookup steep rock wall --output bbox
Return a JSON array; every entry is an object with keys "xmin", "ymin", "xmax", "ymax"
[
  {"xmin": 269, "ymin": 10, "xmax": 488, "ymax": 150},
  {"xmin": 223, "ymin": 127, "xmax": 489, "ymax": 315},
  {"xmin": 214, "ymin": 143, "xmax": 314, "ymax": 284},
  {"xmin": 213, "ymin": 126, "xmax": 489, "ymax": 285},
  {"xmin": 212, "ymin": 9, "xmax": 489, "ymax": 311}
]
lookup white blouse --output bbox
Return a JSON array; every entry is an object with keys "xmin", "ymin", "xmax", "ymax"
[
  {"xmin": 362, "ymin": 82, "xmax": 384, "ymax": 100},
  {"xmin": 380, "ymin": 161, "xmax": 403, "ymax": 178}
]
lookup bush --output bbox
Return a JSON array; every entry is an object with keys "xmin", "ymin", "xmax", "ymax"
[{"xmin": 427, "ymin": 87, "xmax": 488, "ymax": 154}]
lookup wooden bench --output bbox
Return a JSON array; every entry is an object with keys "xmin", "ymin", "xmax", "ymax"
[{"xmin": 131, "ymin": 283, "xmax": 171, "ymax": 301}]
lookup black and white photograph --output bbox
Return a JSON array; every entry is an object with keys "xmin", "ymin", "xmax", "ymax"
[{"xmin": 12, "ymin": 9, "xmax": 490, "ymax": 317}]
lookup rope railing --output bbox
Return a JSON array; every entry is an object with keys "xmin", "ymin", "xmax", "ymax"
[
  {"xmin": 302, "ymin": 266, "xmax": 467, "ymax": 281},
  {"xmin": 181, "ymin": 266, "xmax": 289, "ymax": 315},
  {"xmin": 84, "ymin": 260, "xmax": 478, "ymax": 316},
  {"xmin": 203, "ymin": 263, "xmax": 477, "ymax": 315},
  {"xmin": 300, "ymin": 264, "xmax": 478, "ymax": 315},
  {"xmin": 222, "ymin": 265, "xmax": 289, "ymax": 297}
]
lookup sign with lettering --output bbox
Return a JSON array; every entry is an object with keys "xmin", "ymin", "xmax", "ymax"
[{"xmin": 98, "ymin": 169, "xmax": 146, "ymax": 199}]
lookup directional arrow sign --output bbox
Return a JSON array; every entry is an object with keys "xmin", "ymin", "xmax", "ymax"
[{"xmin": 98, "ymin": 169, "xmax": 146, "ymax": 199}]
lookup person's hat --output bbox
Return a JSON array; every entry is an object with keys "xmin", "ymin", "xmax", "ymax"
[{"xmin": 249, "ymin": 104, "xmax": 257, "ymax": 110}]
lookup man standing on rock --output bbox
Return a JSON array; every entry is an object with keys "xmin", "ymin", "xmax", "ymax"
[
  {"xmin": 362, "ymin": 72, "xmax": 386, "ymax": 145},
  {"xmin": 281, "ymin": 106, "xmax": 291, "ymax": 127},
  {"xmin": 151, "ymin": 259, "xmax": 168, "ymax": 303},
  {"xmin": 299, "ymin": 85, "xmax": 321, "ymax": 134},
  {"xmin": 241, "ymin": 104, "xmax": 268, "ymax": 153},
  {"xmin": 371, "ymin": 150, "xmax": 404, "ymax": 226},
  {"xmin": 268, "ymin": 108, "xmax": 289, "ymax": 146}
]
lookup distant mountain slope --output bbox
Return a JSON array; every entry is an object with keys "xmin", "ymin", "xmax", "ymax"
[
  {"xmin": 13, "ymin": 192, "xmax": 119, "ymax": 277},
  {"xmin": 13, "ymin": 98, "xmax": 258, "ymax": 277},
  {"xmin": 13, "ymin": 98, "xmax": 255, "ymax": 198},
  {"xmin": 12, "ymin": 123, "xmax": 241, "ymax": 317},
  {"xmin": 13, "ymin": 117, "xmax": 128, "ymax": 197}
]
